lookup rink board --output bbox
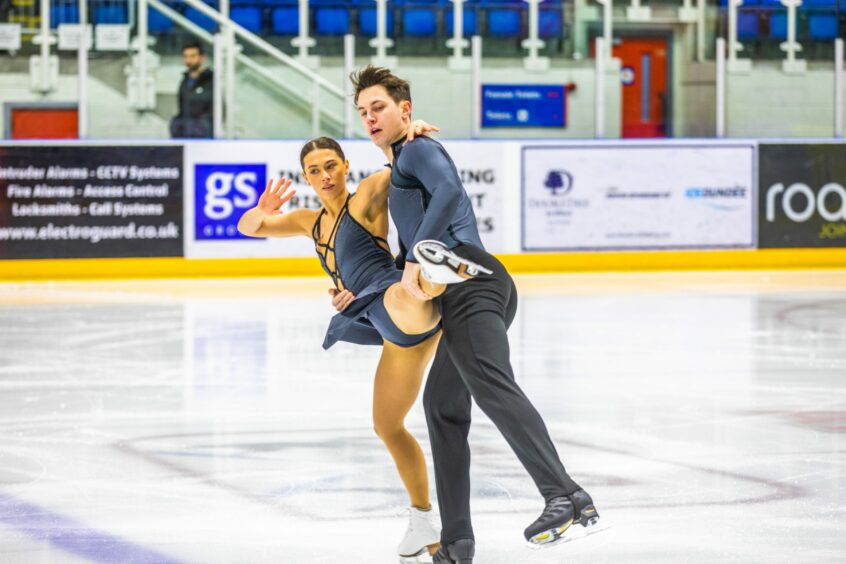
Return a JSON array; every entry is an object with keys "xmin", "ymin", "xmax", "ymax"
[
  {"xmin": 1, "ymin": 139, "xmax": 845, "ymax": 279},
  {"xmin": 2, "ymin": 249, "xmax": 845, "ymax": 281}
]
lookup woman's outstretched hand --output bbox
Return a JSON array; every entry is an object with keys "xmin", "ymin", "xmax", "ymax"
[{"xmin": 258, "ymin": 178, "xmax": 296, "ymax": 216}]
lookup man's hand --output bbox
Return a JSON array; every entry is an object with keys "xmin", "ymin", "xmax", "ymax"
[
  {"xmin": 402, "ymin": 262, "xmax": 432, "ymax": 301},
  {"xmin": 328, "ymin": 288, "xmax": 356, "ymax": 312}
]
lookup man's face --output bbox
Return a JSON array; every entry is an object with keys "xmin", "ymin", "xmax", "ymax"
[
  {"xmin": 182, "ymin": 48, "xmax": 204, "ymax": 73},
  {"xmin": 356, "ymin": 85, "xmax": 411, "ymax": 149}
]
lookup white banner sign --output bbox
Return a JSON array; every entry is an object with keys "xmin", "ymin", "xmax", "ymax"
[
  {"xmin": 521, "ymin": 144, "xmax": 755, "ymax": 250},
  {"xmin": 57, "ymin": 24, "xmax": 93, "ymax": 50},
  {"xmin": 184, "ymin": 139, "xmax": 504, "ymax": 259},
  {"xmin": 95, "ymin": 24, "xmax": 130, "ymax": 51},
  {"xmin": 0, "ymin": 23, "xmax": 22, "ymax": 51}
]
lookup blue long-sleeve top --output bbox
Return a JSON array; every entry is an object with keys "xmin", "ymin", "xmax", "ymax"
[{"xmin": 389, "ymin": 136, "xmax": 484, "ymax": 263}]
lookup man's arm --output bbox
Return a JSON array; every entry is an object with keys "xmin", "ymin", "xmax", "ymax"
[
  {"xmin": 176, "ymin": 76, "xmax": 186, "ymax": 117},
  {"xmin": 358, "ymin": 120, "xmax": 441, "ymax": 222},
  {"xmin": 397, "ymin": 139, "xmax": 463, "ymax": 262}
]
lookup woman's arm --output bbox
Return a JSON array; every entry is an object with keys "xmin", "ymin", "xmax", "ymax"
[
  {"xmin": 356, "ymin": 168, "xmax": 392, "ymax": 223},
  {"xmin": 237, "ymin": 178, "xmax": 313, "ymax": 238}
]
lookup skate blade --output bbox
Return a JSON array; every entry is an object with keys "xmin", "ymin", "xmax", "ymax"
[
  {"xmin": 398, "ymin": 543, "xmax": 438, "ymax": 564},
  {"xmin": 398, "ymin": 551, "xmax": 434, "ymax": 564},
  {"xmin": 399, "ymin": 556, "xmax": 432, "ymax": 564},
  {"xmin": 525, "ymin": 518, "xmax": 611, "ymax": 550},
  {"xmin": 456, "ymin": 261, "xmax": 493, "ymax": 278},
  {"xmin": 525, "ymin": 518, "xmax": 573, "ymax": 549},
  {"xmin": 414, "ymin": 240, "xmax": 493, "ymax": 284}
]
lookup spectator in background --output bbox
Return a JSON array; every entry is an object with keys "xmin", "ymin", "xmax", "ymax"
[
  {"xmin": 170, "ymin": 41, "xmax": 214, "ymax": 138},
  {"xmin": 1, "ymin": 0, "xmax": 13, "ymax": 21}
]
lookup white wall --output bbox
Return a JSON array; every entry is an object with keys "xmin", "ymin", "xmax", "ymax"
[
  {"xmin": 0, "ymin": 72, "xmax": 168, "ymax": 139},
  {"xmin": 726, "ymin": 63, "xmax": 843, "ymax": 138},
  {"xmin": 153, "ymin": 55, "xmax": 622, "ymax": 140}
]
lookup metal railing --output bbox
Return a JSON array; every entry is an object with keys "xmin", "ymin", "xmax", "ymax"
[{"xmin": 141, "ymin": 0, "xmax": 355, "ymax": 139}]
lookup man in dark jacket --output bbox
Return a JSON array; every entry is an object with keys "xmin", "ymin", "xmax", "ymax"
[{"xmin": 170, "ymin": 41, "xmax": 214, "ymax": 138}]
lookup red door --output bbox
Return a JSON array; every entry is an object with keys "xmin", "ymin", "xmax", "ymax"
[
  {"xmin": 613, "ymin": 37, "xmax": 668, "ymax": 138},
  {"xmin": 10, "ymin": 107, "xmax": 78, "ymax": 139}
]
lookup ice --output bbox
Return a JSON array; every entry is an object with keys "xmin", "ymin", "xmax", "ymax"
[{"xmin": 0, "ymin": 270, "xmax": 844, "ymax": 563}]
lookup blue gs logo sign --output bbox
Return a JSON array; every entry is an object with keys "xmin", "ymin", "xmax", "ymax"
[
  {"xmin": 195, "ymin": 164, "xmax": 265, "ymax": 240},
  {"xmin": 544, "ymin": 170, "xmax": 573, "ymax": 197}
]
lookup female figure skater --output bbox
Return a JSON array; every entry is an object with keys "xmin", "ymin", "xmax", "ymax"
[{"xmin": 237, "ymin": 132, "xmax": 484, "ymax": 561}]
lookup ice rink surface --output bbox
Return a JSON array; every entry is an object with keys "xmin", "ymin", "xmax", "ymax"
[{"xmin": 0, "ymin": 270, "xmax": 844, "ymax": 564}]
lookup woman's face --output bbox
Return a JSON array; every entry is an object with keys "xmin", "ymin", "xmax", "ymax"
[{"xmin": 302, "ymin": 148, "xmax": 350, "ymax": 201}]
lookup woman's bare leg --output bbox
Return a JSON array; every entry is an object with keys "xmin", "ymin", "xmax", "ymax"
[
  {"xmin": 373, "ymin": 334, "xmax": 441, "ymax": 554},
  {"xmin": 382, "ymin": 272, "xmax": 445, "ymax": 336}
]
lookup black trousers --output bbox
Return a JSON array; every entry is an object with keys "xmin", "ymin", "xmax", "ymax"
[{"xmin": 423, "ymin": 244, "xmax": 581, "ymax": 544}]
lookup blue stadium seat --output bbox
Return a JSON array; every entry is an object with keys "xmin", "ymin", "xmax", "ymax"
[
  {"xmin": 802, "ymin": 0, "xmax": 837, "ymax": 7},
  {"xmin": 808, "ymin": 13, "xmax": 838, "ymax": 39},
  {"xmin": 50, "ymin": 3, "xmax": 79, "ymax": 27},
  {"xmin": 487, "ymin": 9, "xmax": 521, "ymax": 37},
  {"xmin": 403, "ymin": 8, "xmax": 437, "ymax": 36},
  {"xmin": 95, "ymin": 4, "xmax": 128, "ymax": 24},
  {"xmin": 446, "ymin": 8, "xmax": 478, "ymax": 36},
  {"xmin": 271, "ymin": 7, "xmax": 299, "ymax": 35},
  {"xmin": 769, "ymin": 12, "xmax": 787, "ymax": 40},
  {"xmin": 737, "ymin": 11, "xmax": 760, "ymax": 40},
  {"xmin": 359, "ymin": 8, "xmax": 395, "ymax": 36},
  {"xmin": 185, "ymin": 7, "xmax": 218, "ymax": 32},
  {"xmin": 390, "ymin": 0, "xmax": 442, "ymax": 4},
  {"xmin": 231, "ymin": 7, "xmax": 262, "ymax": 33},
  {"xmin": 316, "ymin": 8, "xmax": 350, "ymax": 35},
  {"xmin": 539, "ymin": 7, "xmax": 562, "ymax": 38},
  {"xmin": 148, "ymin": 7, "xmax": 174, "ymax": 33}
]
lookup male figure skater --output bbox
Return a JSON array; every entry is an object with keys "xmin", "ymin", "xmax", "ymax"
[{"xmin": 350, "ymin": 66, "xmax": 602, "ymax": 563}]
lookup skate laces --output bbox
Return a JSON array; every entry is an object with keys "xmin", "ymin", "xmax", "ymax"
[{"xmin": 396, "ymin": 506, "xmax": 439, "ymax": 521}]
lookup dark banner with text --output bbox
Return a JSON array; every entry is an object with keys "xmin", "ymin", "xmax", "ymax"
[
  {"xmin": 759, "ymin": 144, "xmax": 846, "ymax": 248},
  {"xmin": 0, "ymin": 145, "xmax": 183, "ymax": 259}
]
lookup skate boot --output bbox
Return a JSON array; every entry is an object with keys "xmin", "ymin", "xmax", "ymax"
[
  {"xmin": 398, "ymin": 506, "xmax": 440, "ymax": 562},
  {"xmin": 569, "ymin": 489, "xmax": 601, "ymax": 529},
  {"xmin": 432, "ymin": 539, "xmax": 474, "ymax": 564},
  {"xmin": 523, "ymin": 496, "xmax": 575, "ymax": 547},
  {"xmin": 412, "ymin": 240, "xmax": 493, "ymax": 284}
]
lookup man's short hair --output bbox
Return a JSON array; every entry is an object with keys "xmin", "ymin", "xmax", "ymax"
[
  {"xmin": 350, "ymin": 65, "xmax": 411, "ymax": 106},
  {"xmin": 182, "ymin": 41, "xmax": 204, "ymax": 55}
]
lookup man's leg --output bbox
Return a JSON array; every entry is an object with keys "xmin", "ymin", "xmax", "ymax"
[
  {"xmin": 423, "ymin": 338, "xmax": 474, "ymax": 545},
  {"xmin": 438, "ymin": 245, "xmax": 582, "ymax": 502}
]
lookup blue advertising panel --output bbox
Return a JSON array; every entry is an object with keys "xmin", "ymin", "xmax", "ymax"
[
  {"xmin": 194, "ymin": 163, "xmax": 265, "ymax": 241},
  {"xmin": 481, "ymin": 84, "xmax": 566, "ymax": 128}
]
